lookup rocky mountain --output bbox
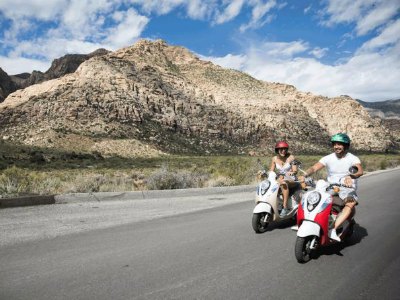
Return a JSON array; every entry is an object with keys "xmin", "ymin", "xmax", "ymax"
[
  {"xmin": 0, "ymin": 68, "xmax": 17, "ymax": 103},
  {"xmin": 0, "ymin": 49, "xmax": 109, "ymax": 102},
  {"xmin": 0, "ymin": 40, "xmax": 395, "ymax": 157},
  {"xmin": 358, "ymin": 99, "xmax": 400, "ymax": 119},
  {"xmin": 358, "ymin": 99, "xmax": 400, "ymax": 150}
]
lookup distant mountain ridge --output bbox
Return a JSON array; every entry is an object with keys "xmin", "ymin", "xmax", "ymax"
[
  {"xmin": 0, "ymin": 40, "xmax": 396, "ymax": 156},
  {"xmin": 357, "ymin": 99, "xmax": 400, "ymax": 148},
  {"xmin": 357, "ymin": 99, "xmax": 400, "ymax": 119}
]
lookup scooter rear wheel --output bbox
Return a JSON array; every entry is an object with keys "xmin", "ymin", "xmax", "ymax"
[
  {"xmin": 252, "ymin": 213, "xmax": 270, "ymax": 233},
  {"xmin": 295, "ymin": 236, "xmax": 314, "ymax": 263}
]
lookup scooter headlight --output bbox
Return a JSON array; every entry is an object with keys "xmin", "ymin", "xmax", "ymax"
[
  {"xmin": 306, "ymin": 191, "xmax": 321, "ymax": 211},
  {"xmin": 258, "ymin": 180, "xmax": 271, "ymax": 196}
]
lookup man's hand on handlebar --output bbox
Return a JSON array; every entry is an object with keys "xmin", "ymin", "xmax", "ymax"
[{"xmin": 343, "ymin": 176, "xmax": 353, "ymax": 187}]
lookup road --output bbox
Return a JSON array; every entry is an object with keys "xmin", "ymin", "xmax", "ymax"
[{"xmin": 1, "ymin": 169, "xmax": 400, "ymax": 299}]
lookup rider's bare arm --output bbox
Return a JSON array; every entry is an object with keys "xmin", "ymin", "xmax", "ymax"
[
  {"xmin": 269, "ymin": 156, "xmax": 276, "ymax": 172},
  {"xmin": 304, "ymin": 162, "xmax": 325, "ymax": 177},
  {"xmin": 287, "ymin": 155, "xmax": 297, "ymax": 175}
]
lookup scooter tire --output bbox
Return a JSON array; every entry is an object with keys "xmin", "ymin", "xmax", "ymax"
[
  {"xmin": 252, "ymin": 213, "xmax": 269, "ymax": 233},
  {"xmin": 295, "ymin": 236, "xmax": 314, "ymax": 263}
]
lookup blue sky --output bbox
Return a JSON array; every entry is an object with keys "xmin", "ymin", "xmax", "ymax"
[{"xmin": 0, "ymin": 1, "xmax": 399, "ymax": 102}]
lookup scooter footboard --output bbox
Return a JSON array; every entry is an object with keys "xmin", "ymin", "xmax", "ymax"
[
  {"xmin": 253, "ymin": 202, "xmax": 272, "ymax": 214},
  {"xmin": 297, "ymin": 220, "xmax": 321, "ymax": 237}
]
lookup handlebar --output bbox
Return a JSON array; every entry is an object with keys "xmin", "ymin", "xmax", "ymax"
[{"xmin": 326, "ymin": 182, "xmax": 354, "ymax": 190}]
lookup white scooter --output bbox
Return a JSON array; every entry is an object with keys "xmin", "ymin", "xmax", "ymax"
[{"xmin": 252, "ymin": 166, "xmax": 303, "ymax": 234}]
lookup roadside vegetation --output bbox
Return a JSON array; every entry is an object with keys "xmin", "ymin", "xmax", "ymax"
[{"xmin": 0, "ymin": 141, "xmax": 399, "ymax": 198}]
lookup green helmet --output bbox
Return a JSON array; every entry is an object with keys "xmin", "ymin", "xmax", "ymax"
[{"xmin": 330, "ymin": 133, "xmax": 350, "ymax": 144}]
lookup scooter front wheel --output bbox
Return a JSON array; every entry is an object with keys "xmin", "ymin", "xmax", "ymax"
[
  {"xmin": 252, "ymin": 213, "xmax": 270, "ymax": 233},
  {"xmin": 295, "ymin": 236, "xmax": 314, "ymax": 263}
]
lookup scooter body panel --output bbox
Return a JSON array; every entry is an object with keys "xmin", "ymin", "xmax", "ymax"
[
  {"xmin": 254, "ymin": 171, "xmax": 301, "ymax": 226},
  {"xmin": 297, "ymin": 220, "xmax": 321, "ymax": 237},
  {"xmin": 253, "ymin": 202, "xmax": 272, "ymax": 214}
]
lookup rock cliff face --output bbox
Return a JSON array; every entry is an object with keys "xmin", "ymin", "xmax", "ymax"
[
  {"xmin": 0, "ymin": 40, "xmax": 395, "ymax": 156},
  {"xmin": 358, "ymin": 99, "xmax": 400, "ymax": 149},
  {"xmin": 0, "ymin": 68, "xmax": 17, "ymax": 103}
]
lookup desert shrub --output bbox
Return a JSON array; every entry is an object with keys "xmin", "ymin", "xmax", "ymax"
[
  {"xmin": 203, "ymin": 157, "xmax": 259, "ymax": 186},
  {"xmin": 30, "ymin": 177, "xmax": 63, "ymax": 195},
  {"xmin": 146, "ymin": 165, "xmax": 207, "ymax": 190},
  {"xmin": 205, "ymin": 176, "xmax": 235, "ymax": 187},
  {"xmin": 65, "ymin": 174, "xmax": 109, "ymax": 193},
  {"xmin": 0, "ymin": 166, "xmax": 30, "ymax": 197},
  {"xmin": 98, "ymin": 172, "xmax": 135, "ymax": 192},
  {"xmin": 62, "ymin": 171, "xmax": 142, "ymax": 193}
]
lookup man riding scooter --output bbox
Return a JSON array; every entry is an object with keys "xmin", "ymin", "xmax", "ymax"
[{"xmin": 299, "ymin": 133, "xmax": 363, "ymax": 241}]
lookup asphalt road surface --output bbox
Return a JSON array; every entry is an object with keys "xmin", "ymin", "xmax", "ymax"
[{"xmin": 1, "ymin": 169, "xmax": 399, "ymax": 300}]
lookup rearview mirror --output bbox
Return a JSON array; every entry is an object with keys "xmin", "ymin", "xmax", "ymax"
[
  {"xmin": 291, "ymin": 159, "xmax": 302, "ymax": 166},
  {"xmin": 349, "ymin": 166, "xmax": 358, "ymax": 174}
]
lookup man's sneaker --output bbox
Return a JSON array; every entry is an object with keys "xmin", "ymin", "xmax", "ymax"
[
  {"xmin": 329, "ymin": 229, "xmax": 341, "ymax": 241},
  {"xmin": 279, "ymin": 208, "xmax": 289, "ymax": 217},
  {"xmin": 291, "ymin": 225, "xmax": 299, "ymax": 231}
]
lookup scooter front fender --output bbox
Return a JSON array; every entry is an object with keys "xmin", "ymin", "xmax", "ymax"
[
  {"xmin": 253, "ymin": 202, "xmax": 272, "ymax": 214},
  {"xmin": 297, "ymin": 220, "xmax": 321, "ymax": 238}
]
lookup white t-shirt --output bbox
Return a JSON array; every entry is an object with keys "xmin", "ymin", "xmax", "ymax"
[{"xmin": 319, "ymin": 152, "xmax": 361, "ymax": 189}]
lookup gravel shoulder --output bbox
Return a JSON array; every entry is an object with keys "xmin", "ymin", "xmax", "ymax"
[{"xmin": 0, "ymin": 187, "xmax": 254, "ymax": 247}]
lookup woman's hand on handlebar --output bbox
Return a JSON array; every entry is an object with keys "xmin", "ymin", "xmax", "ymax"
[{"xmin": 298, "ymin": 175, "xmax": 306, "ymax": 183}]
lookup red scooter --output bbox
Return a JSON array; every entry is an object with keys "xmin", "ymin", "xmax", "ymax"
[{"xmin": 294, "ymin": 177, "xmax": 356, "ymax": 263}]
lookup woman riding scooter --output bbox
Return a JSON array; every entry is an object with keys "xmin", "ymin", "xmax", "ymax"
[{"xmin": 269, "ymin": 141, "xmax": 299, "ymax": 217}]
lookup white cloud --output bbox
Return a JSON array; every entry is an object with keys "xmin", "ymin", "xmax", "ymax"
[
  {"xmin": 124, "ymin": 0, "xmax": 217, "ymax": 19},
  {"xmin": 186, "ymin": 0, "xmax": 214, "ymax": 19},
  {"xmin": 304, "ymin": 5, "xmax": 312, "ymax": 14},
  {"xmin": 253, "ymin": 41, "xmax": 309, "ymax": 58},
  {"xmin": 0, "ymin": 0, "xmax": 67, "ymax": 21},
  {"xmin": 60, "ymin": 0, "xmax": 115, "ymax": 40},
  {"xmin": 25, "ymin": 39, "xmax": 106, "ymax": 59},
  {"xmin": 105, "ymin": 9, "xmax": 149, "ymax": 48},
  {"xmin": 129, "ymin": 0, "xmax": 184, "ymax": 15},
  {"xmin": 206, "ymin": 39, "xmax": 400, "ymax": 102},
  {"xmin": 358, "ymin": 19, "xmax": 400, "ymax": 52},
  {"xmin": 7, "ymin": 38, "xmax": 108, "ymax": 73},
  {"xmin": 309, "ymin": 47, "xmax": 329, "ymax": 59},
  {"xmin": 201, "ymin": 53, "xmax": 246, "ymax": 70},
  {"xmin": 239, "ymin": 0, "xmax": 277, "ymax": 32},
  {"xmin": 0, "ymin": 56, "xmax": 50, "ymax": 74},
  {"xmin": 356, "ymin": 0, "xmax": 400, "ymax": 35},
  {"xmin": 3, "ymin": 18, "xmax": 33, "ymax": 42},
  {"xmin": 321, "ymin": 0, "xmax": 400, "ymax": 36},
  {"xmin": 215, "ymin": 0, "xmax": 245, "ymax": 24},
  {"xmin": 321, "ymin": 0, "xmax": 375, "ymax": 26}
]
